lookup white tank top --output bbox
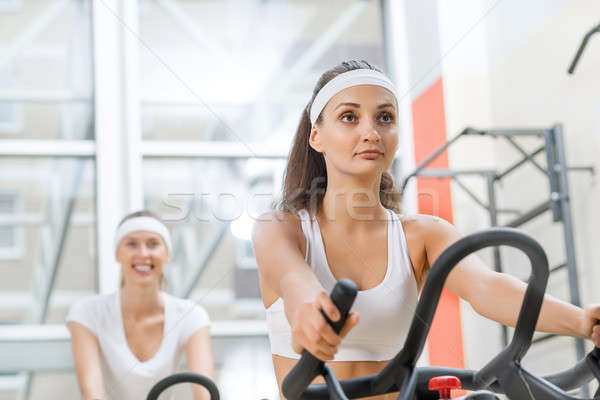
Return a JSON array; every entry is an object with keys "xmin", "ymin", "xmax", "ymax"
[{"xmin": 265, "ymin": 208, "xmax": 418, "ymax": 361}]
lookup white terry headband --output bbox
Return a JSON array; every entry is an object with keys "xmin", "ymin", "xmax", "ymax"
[
  {"xmin": 309, "ymin": 69, "xmax": 398, "ymax": 126},
  {"xmin": 114, "ymin": 216, "xmax": 173, "ymax": 255}
]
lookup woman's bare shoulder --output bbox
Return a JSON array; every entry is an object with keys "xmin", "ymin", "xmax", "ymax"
[
  {"xmin": 396, "ymin": 214, "xmax": 456, "ymax": 287},
  {"xmin": 396, "ymin": 213, "xmax": 459, "ymax": 250},
  {"xmin": 254, "ymin": 210, "xmax": 302, "ymax": 231},
  {"xmin": 252, "ymin": 210, "xmax": 305, "ymax": 246},
  {"xmin": 398, "ymin": 214, "xmax": 463, "ymax": 255},
  {"xmin": 398, "ymin": 213, "xmax": 450, "ymax": 231}
]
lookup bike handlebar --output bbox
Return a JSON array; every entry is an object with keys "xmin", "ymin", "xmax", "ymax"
[
  {"xmin": 146, "ymin": 372, "xmax": 220, "ymax": 400},
  {"xmin": 281, "ymin": 279, "xmax": 358, "ymax": 400},
  {"xmin": 280, "ymin": 227, "xmax": 600, "ymax": 399},
  {"xmin": 375, "ymin": 228, "xmax": 549, "ymax": 395}
]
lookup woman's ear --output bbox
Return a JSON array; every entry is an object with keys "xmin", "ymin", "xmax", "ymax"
[{"xmin": 309, "ymin": 125, "xmax": 324, "ymax": 153}]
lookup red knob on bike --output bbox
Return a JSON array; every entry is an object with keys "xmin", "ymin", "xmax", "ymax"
[{"xmin": 428, "ymin": 376, "xmax": 461, "ymax": 399}]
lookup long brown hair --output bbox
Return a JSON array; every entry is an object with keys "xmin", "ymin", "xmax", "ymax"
[
  {"xmin": 117, "ymin": 210, "xmax": 167, "ymax": 289},
  {"xmin": 279, "ymin": 60, "xmax": 401, "ymax": 215}
]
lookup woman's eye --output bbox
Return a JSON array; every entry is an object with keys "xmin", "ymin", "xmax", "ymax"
[
  {"xmin": 149, "ymin": 241, "xmax": 159, "ymax": 247},
  {"xmin": 378, "ymin": 112, "xmax": 395, "ymax": 124},
  {"xmin": 340, "ymin": 113, "xmax": 357, "ymax": 123},
  {"xmin": 126, "ymin": 242, "xmax": 136, "ymax": 247}
]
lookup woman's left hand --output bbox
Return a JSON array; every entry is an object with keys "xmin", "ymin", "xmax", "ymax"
[{"xmin": 582, "ymin": 304, "xmax": 600, "ymax": 347}]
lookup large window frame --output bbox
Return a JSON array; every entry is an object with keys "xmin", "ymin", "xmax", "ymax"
[{"xmin": 0, "ymin": 3, "xmax": 404, "ymax": 398}]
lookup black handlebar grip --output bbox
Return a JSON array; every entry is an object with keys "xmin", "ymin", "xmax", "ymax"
[
  {"xmin": 146, "ymin": 372, "xmax": 220, "ymax": 400},
  {"xmin": 322, "ymin": 279, "xmax": 358, "ymax": 334},
  {"xmin": 281, "ymin": 279, "xmax": 358, "ymax": 400}
]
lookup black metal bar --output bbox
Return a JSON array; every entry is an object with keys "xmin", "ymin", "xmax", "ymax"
[
  {"xmin": 396, "ymin": 124, "xmax": 592, "ymax": 398},
  {"xmin": 545, "ymin": 130, "xmax": 563, "ymax": 222},
  {"xmin": 532, "ymin": 333, "xmax": 556, "ymax": 344},
  {"xmin": 322, "ymin": 365, "xmax": 350, "ymax": 400},
  {"xmin": 550, "ymin": 263, "xmax": 567, "ymax": 273},
  {"xmin": 472, "ymin": 129, "xmax": 549, "ymax": 137},
  {"xmin": 417, "ymin": 169, "xmax": 496, "ymax": 177},
  {"xmin": 461, "ymin": 127, "xmax": 484, "ymax": 136},
  {"xmin": 400, "ymin": 130, "xmax": 470, "ymax": 191},
  {"xmin": 552, "ymin": 125, "xmax": 586, "ymax": 373},
  {"xmin": 301, "ymin": 374, "xmax": 382, "ymax": 399},
  {"xmin": 453, "ymin": 176, "xmax": 489, "ymax": 211},
  {"xmin": 543, "ymin": 351, "xmax": 597, "ymax": 393},
  {"xmin": 487, "ymin": 172, "xmax": 508, "ymax": 347},
  {"xmin": 375, "ymin": 229, "xmax": 549, "ymax": 393},
  {"xmin": 146, "ymin": 372, "xmax": 220, "ymax": 400},
  {"xmin": 282, "ymin": 281, "xmax": 357, "ymax": 400},
  {"xmin": 409, "ymin": 169, "xmax": 497, "ymax": 181},
  {"xmin": 568, "ymin": 22, "xmax": 600, "ymax": 74},
  {"xmin": 504, "ymin": 201, "xmax": 550, "ymax": 228},
  {"xmin": 567, "ymin": 166, "xmax": 595, "ymax": 175},
  {"xmin": 496, "ymin": 142, "xmax": 546, "ymax": 180}
]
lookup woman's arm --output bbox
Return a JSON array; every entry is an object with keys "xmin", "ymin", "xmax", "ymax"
[
  {"xmin": 185, "ymin": 327, "xmax": 213, "ymax": 400},
  {"xmin": 419, "ymin": 215, "xmax": 600, "ymax": 344},
  {"xmin": 67, "ymin": 322, "xmax": 105, "ymax": 400},
  {"xmin": 252, "ymin": 211, "xmax": 359, "ymax": 360}
]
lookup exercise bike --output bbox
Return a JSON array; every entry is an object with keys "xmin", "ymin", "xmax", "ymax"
[
  {"xmin": 147, "ymin": 227, "xmax": 600, "ymax": 399},
  {"xmin": 283, "ymin": 228, "xmax": 600, "ymax": 399}
]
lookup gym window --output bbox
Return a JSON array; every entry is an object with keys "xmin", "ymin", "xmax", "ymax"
[
  {"xmin": 0, "ymin": 192, "xmax": 22, "ymax": 259},
  {"xmin": 0, "ymin": 102, "xmax": 22, "ymax": 135},
  {"xmin": 0, "ymin": 0, "xmax": 21, "ymax": 12}
]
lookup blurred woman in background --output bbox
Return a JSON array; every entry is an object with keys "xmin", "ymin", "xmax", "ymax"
[{"xmin": 67, "ymin": 210, "xmax": 213, "ymax": 400}]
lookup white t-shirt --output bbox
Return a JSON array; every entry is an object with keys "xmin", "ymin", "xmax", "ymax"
[{"xmin": 66, "ymin": 291, "xmax": 210, "ymax": 400}]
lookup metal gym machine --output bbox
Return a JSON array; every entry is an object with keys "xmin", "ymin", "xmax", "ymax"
[{"xmin": 401, "ymin": 124, "xmax": 595, "ymax": 366}]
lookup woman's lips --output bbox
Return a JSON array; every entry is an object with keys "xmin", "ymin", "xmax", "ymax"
[
  {"xmin": 133, "ymin": 264, "xmax": 153, "ymax": 276},
  {"xmin": 357, "ymin": 151, "xmax": 382, "ymax": 159}
]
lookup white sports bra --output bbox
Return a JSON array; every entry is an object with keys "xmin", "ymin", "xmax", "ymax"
[{"xmin": 265, "ymin": 208, "xmax": 418, "ymax": 361}]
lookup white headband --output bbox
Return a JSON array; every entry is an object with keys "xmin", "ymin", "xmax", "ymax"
[
  {"xmin": 309, "ymin": 69, "xmax": 398, "ymax": 126},
  {"xmin": 114, "ymin": 216, "xmax": 172, "ymax": 255}
]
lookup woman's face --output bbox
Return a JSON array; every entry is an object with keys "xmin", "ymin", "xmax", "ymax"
[
  {"xmin": 309, "ymin": 84, "xmax": 399, "ymax": 179},
  {"xmin": 115, "ymin": 231, "xmax": 170, "ymax": 288}
]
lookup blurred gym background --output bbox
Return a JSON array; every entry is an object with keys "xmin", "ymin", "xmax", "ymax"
[{"xmin": 0, "ymin": 0, "xmax": 599, "ymax": 399}]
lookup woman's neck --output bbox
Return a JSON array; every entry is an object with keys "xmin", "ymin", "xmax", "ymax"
[
  {"xmin": 319, "ymin": 175, "xmax": 387, "ymax": 233},
  {"xmin": 120, "ymin": 284, "xmax": 163, "ymax": 318}
]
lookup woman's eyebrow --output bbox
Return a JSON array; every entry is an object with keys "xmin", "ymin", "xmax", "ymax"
[
  {"xmin": 334, "ymin": 102, "xmax": 360, "ymax": 110},
  {"xmin": 377, "ymin": 103, "xmax": 395, "ymax": 109}
]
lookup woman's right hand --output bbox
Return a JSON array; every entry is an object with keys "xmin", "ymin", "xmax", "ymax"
[{"xmin": 290, "ymin": 290, "xmax": 360, "ymax": 361}]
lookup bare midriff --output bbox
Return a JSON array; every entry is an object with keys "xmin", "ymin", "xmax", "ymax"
[{"xmin": 273, "ymin": 355, "xmax": 398, "ymax": 400}]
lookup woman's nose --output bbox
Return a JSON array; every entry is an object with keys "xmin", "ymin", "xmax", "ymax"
[
  {"xmin": 138, "ymin": 245, "xmax": 150, "ymax": 256},
  {"xmin": 362, "ymin": 125, "xmax": 381, "ymax": 142}
]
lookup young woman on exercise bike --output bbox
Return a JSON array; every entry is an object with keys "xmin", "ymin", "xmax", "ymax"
[
  {"xmin": 67, "ymin": 211, "xmax": 213, "ymax": 400},
  {"xmin": 251, "ymin": 60, "xmax": 600, "ymax": 400}
]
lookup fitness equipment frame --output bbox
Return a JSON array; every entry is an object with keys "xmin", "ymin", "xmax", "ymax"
[
  {"xmin": 568, "ymin": 22, "xmax": 600, "ymax": 74},
  {"xmin": 401, "ymin": 124, "xmax": 594, "ymax": 371}
]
